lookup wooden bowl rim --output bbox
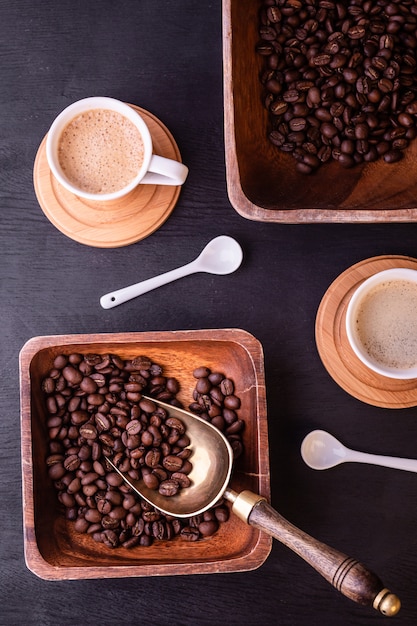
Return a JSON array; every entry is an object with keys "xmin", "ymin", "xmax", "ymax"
[{"xmin": 20, "ymin": 329, "xmax": 272, "ymax": 579}]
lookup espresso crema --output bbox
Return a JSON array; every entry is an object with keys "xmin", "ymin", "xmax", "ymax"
[
  {"xmin": 57, "ymin": 108, "xmax": 144, "ymax": 194},
  {"xmin": 355, "ymin": 279, "xmax": 417, "ymax": 370}
]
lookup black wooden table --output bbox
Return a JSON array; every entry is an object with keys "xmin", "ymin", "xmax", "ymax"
[{"xmin": 2, "ymin": 1, "xmax": 417, "ymax": 624}]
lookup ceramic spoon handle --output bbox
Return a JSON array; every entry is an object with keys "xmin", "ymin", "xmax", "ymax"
[
  {"xmin": 347, "ymin": 449, "xmax": 417, "ymax": 472},
  {"xmin": 100, "ymin": 260, "xmax": 198, "ymax": 309},
  {"xmin": 227, "ymin": 490, "xmax": 400, "ymax": 616}
]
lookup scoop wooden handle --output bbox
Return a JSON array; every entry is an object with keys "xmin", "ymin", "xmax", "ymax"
[{"xmin": 231, "ymin": 493, "xmax": 400, "ymax": 616}]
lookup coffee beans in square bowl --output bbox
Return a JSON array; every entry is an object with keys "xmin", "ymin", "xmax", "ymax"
[
  {"xmin": 42, "ymin": 353, "xmax": 245, "ymax": 549},
  {"xmin": 257, "ymin": 0, "xmax": 417, "ymax": 174}
]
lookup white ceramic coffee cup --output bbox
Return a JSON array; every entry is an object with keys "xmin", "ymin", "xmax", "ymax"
[
  {"xmin": 46, "ymin": 96, "xmax": 188, "ymax": 201},
  {"xmin": 345, "ymin": 267, "xmax": 417, "ymax": 379}
]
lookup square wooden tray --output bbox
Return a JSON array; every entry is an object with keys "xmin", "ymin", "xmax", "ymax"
[
  {"xmin": 20, "ymin": 329, "xmax": 271, "ymax": 580},
  {"xmin": 223, "ymin": 0, "xmax": 417, "ymax": 222}
]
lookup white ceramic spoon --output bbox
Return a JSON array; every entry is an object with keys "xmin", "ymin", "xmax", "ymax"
[
  {"xmin": 100, "ymin": 235, "xmax": 243, "ymax": 309},
  {"xmin": 301, "ymin": 429, "xmax": 417, "ymax": 473}
]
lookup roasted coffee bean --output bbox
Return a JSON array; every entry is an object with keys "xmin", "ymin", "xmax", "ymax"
[
  {"xmin": 97, "ymin": 498, "xmax": 112, "ymax": 514},
  {"xmin": 85, "ymin": 508, "xmax": 102, "ymax": 524},
  {"xmin": 122, "ymin": 536, "xmax": 140, "ymax": 549},
  {"xmin": 180, "ymin": 526, "xmax": 200, "ymax": 542},
  {"xmin": 68, "ymin": 477, "xmax": 81, "ymax": 494},
  {"xmin": 151, "ymin": 466, "xmax": 168, "ymax": 482},
  {"xmin": 139, "ymin": 397, "xmax": 156, "ymax": 414},
  {"xmin": 122, "ymin": 493, "xmax": 137, "ymax": 510},
  {"xmin": 46, "ymin": 453, "xmax": 64, "ymax": 466},
  {"xmin": 48, "ymin": 462, "xmax": 66, "ymax": 480},
  {"xmin": 62, "ymin": 365, "xmax": 83, "ymax": 385},
  {"xmin": 214, "ymin": 506, "xmax": 230, "ymax": 523},
  {"xmin": 140, "ymin": 430, "xmax": 153, "ymax": 447},
  {"xmin": 180, "ymin": 460, "xmax": 193, "ymax": 475},
  {"xmin": 152, "ymin": 521, "xmax": 166, "ymax": 540},
  {"xmin": 94, "ymin": 413, "xmax": 110, "ymax": 433},
  {"xmin": 193, "ymin": 366, "xmax": 211, "ymax": 378},
  {"xmin": 64, "ymin": 454, "xmax": 80, "ymax": 472},
  {"xmin": 211, "ymin": 375, "xmax": 227, "ymax": 392},
  {"xmin": 289, "ymin": 117, "xmax": 307, "ymax": 132},
  {"xmin": 199, "ymin": 520, "xmax": 219, "ymax": 537},
  {"xmin": 195, "ymin": 377, "xmax": 211, "ymax": 394},
  {"xmin": 87, "ymin": 393, "xmax": 104, "ymax": 406},
  {"xmin": 81, "ymin": 472, "xmax": 99, "ymax": 486},
  {"xmin": 46, "ymin": 396, "xmax": 58, "ymax": 415},
  {"xmin": 79, "ymin": 422, "xmax": 97, "ymax": 440},
  {"xmin": 83, "ymin": 483, "xmax": 98, "ymax": 497},
  {"xmin": 158, "ymin": 479, "xmax": 180, "ymax": 497},
  {"xmin": 53, "ymin": 354, "xmax": 68, "ymax": 369},
  {"xmin": 226, "ymin": 419, "xmax": 245, "ymax": 435},
  {"xmin": 106, "ymin": 472, "xmax": 124, "ymax": 488},
  {"xmin": 105, "ymin": 490, "xmax": 123, "ymax": 506},
  {"xmin": 209, "ymin": 385, "xmax": 224, "ymax": 406},
  {"xmin": 42, "ymin": 377, "xmax": 56, "ymax": 394},
  {"xmin": 223, "ymin": 395, "xmax": 241, "ymax": 410},
  {"xmin": 74, "ymin": 517, "xmax": 90, "ymax": 534},
  {"xmin": 143, "ymin": 472, "xmax": 160, "ymax": 490},
  {"xmin": 162, "ymin": 455, "xmax": 183, "ymax": 472},
  {"xmin": 165, "ymin": 416, "xmax": 186, "ymax": 435},
  {"xmin": 384, "ymin": 149, "xmax": 403, "ymax": 163},
  {"xmin": 219, "ymin": 378, "xmax": 234, "ymax": 397},
  {"xmin": 80, "ymin": 376, "xmax": 98, "ymax": 394},
  {"xmin": 145, "ymin": 449, "xmax": 161, "ymax": 468},
  {"xmin": 171, "ymin": 472, "xmax": 191, "ymax": 489},
  {"xmin": 109, "ymin": 506, "xmax": 126, "ymax": 521},
  {"xmin": 102, "ymin": 529, "xmax": 119, "ymax": 548}
]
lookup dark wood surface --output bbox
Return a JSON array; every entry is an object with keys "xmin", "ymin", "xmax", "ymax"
[{"xmin": 3, "ymin": 1, "xmax": 417, "ymax": 624}]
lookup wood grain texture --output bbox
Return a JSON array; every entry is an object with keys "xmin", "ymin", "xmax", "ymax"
[
  {"xmin": 19, "ymin": 330, "xmax": 271, "ymax": 580},
  {"xmin": 223, "ymin": 0, "xmax": 417, "ymax": 223},
  {"xmin": 316, "ymin": 255, "xmax": 417, "ymax": 407},
  {"xmin": 248, "ymin": 500, "xmax": 396, "ymax": 614},
  {"xmin": 33, "ymin": 106, "xmax": 182, "ymax": 247}
]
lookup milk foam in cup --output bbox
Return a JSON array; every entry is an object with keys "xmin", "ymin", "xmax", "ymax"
[
  {"xmin": 345, "ymin": 267, "xmax": 417, "ymax": 379},
  {"xmin": 46, "ymin": 97, "xmax": 188, "ymax": 201}
]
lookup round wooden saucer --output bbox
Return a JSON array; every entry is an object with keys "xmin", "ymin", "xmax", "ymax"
[
  {"xmin": 33, "ymin": 105, "xmax": 182, "ymax": 247},
  {"xmin": 315, "ymin": 255, "xmax": 417, "ymax": 408}
]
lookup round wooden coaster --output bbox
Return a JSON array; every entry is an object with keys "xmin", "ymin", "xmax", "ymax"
[
  {"xmin": 33, "ymin": 105, "xmax": 182, "ymax": 247},
  {"xmin": 315, "ymin": 255, "xmax": 417, "ymax": 408}
]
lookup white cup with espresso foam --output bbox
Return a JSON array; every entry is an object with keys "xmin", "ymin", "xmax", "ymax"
[
  {"xmin": 46, "ymin": 97, "xmax": 188, "ymax": 201},
  {"xmin": 345, "ymin": 267, "xmax": 417, "ymax": 379}
]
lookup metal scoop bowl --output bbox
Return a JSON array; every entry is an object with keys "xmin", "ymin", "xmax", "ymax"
[
  {"xmin": 106, "ymin": 398, "xmax": 233, "ymax": 518},
  {"xmin": 106, "ymin": 397, "xmax": 400, "ymax": 616}
]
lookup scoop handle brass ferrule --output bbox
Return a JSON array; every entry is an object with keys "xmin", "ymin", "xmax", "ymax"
[
  {"xmin": 224, "ymin": 489, "xmax": 400, "ymax": 617},
  {"xmin": 224, "ymin": 488, "xmax": 266, "ymax": 523}
]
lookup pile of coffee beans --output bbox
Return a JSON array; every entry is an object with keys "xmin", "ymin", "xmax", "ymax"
[
  {"xmin": 42, "ymin": 353, "xmax": 242, "ymax": 548},
  {"xmin": 257, "ymin": 0, "xmax": 417, "ymax": 173},
  {"xmin": 189, "ymin": 366, "xmax": 245, "ymax": 460}
]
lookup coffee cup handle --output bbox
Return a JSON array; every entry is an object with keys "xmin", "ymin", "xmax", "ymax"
[{"xmin": 140, "ymin": 154, "xmax": 188, "ymax": 186}]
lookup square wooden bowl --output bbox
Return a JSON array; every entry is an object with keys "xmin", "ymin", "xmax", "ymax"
[
  {"xmin": 223, "ymin": 0, "xmax": 417, "ymax": 223},
  {"xmin": 19, "ymin": 329, "xmax": 271, "ymax": 580}
]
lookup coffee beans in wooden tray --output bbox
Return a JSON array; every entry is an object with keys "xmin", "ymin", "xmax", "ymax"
[
  {"xmin": 257, "ymin": 0, "xmax": 417, "ymax": 175},
  {"xmin": 223, "ymin": 0, "xmax": 417, "ymax": 221},
  {"xmin": 43, "ymin": 352, "xmax": 245, "ymax": 549},
  {"xmin": 20, "ymin": 330, "xmax": 271, "ymax": 579}
]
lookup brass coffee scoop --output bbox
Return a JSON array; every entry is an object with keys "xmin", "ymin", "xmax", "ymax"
[{"xmin": 106, "ymin": 397, "xmax": 400, "ymax": 616}]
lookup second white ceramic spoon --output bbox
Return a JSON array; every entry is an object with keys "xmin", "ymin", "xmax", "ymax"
[
  {"xmin": 301, "ymin": 429, "xmax": 417, "ymax": 473},
  {"xmin": 100, "ymin": 235, "xmax": 243, "ymax": 309}
]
